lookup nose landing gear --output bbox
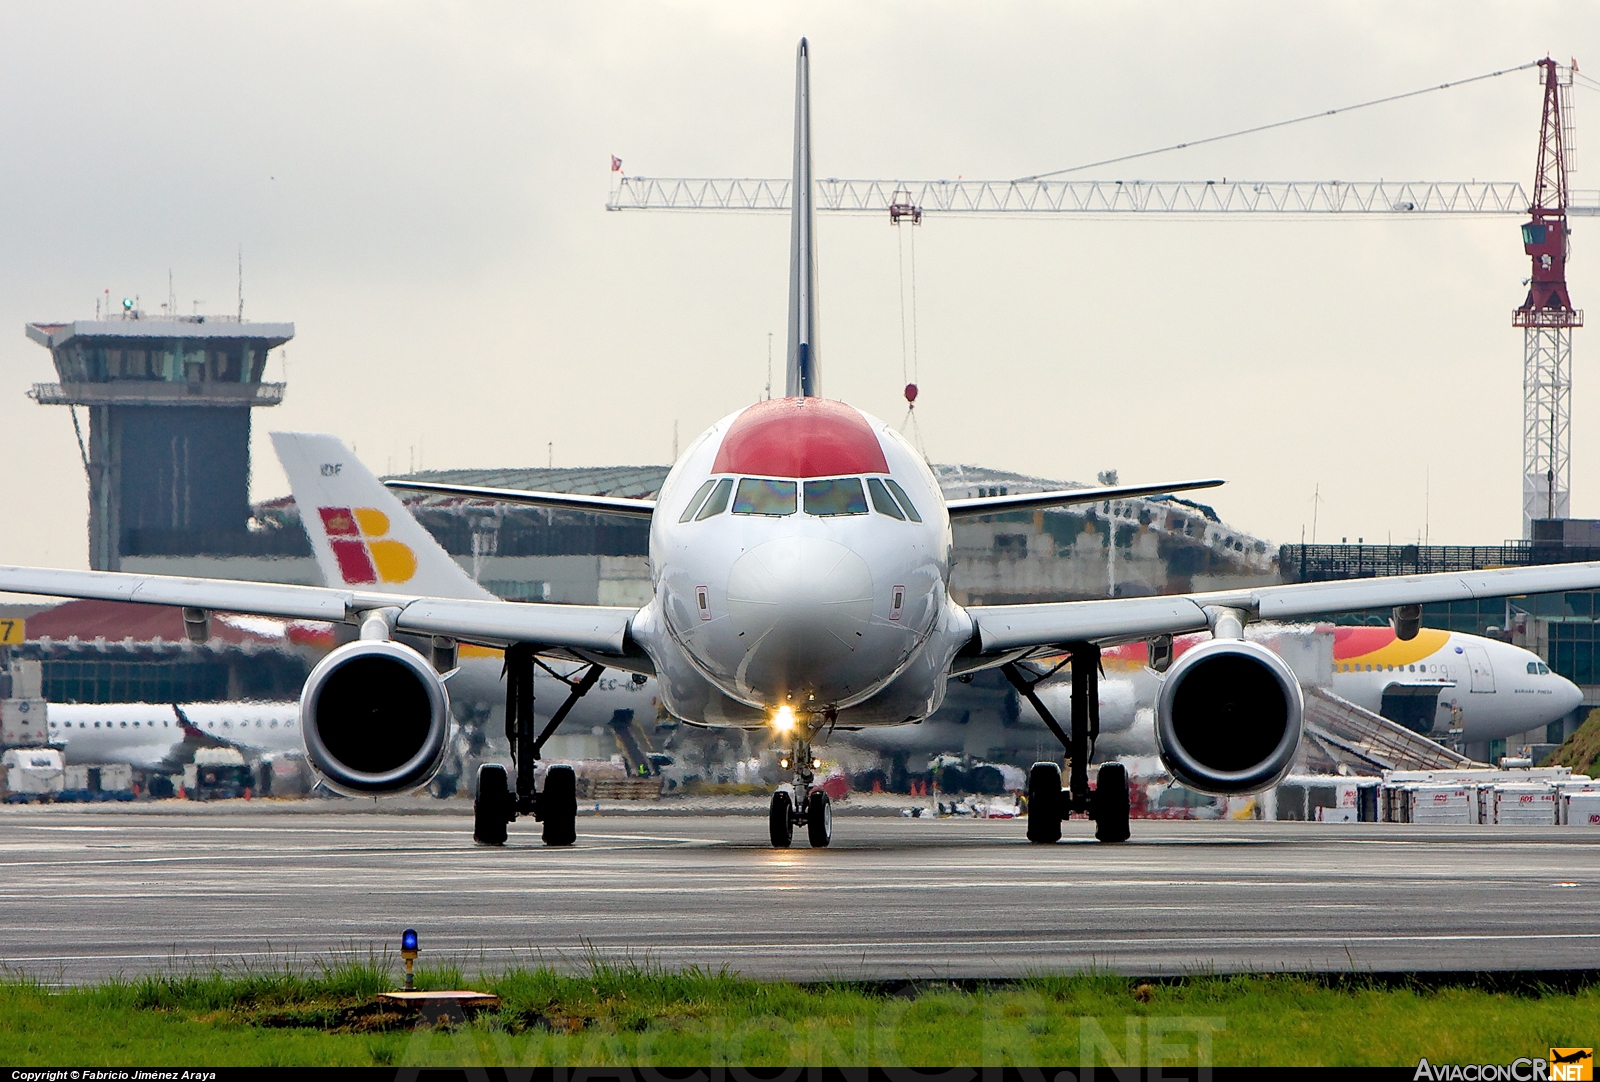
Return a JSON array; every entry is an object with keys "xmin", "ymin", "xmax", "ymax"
[
  {"xmin": 768, "ymin": 736, "xmax": 832, "ymax": 848},
  {"xmin": 1005, "ymin": 644, "xmax": 1131, "ymax": 845}
]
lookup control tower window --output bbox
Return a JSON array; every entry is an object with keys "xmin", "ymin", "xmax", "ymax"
[
  {"xmin": 804, "ymin": 478, "xmax": 867, "ymax": 517},
  {"xmin": 733, "ymin": 478, "xmax": 797, "ymax": 516}
]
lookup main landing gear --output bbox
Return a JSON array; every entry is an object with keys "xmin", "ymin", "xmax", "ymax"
[
  {"xmin": 474, "ymin": 643, "xmax": 602, "ymax": 848},
  {"xmin": 1003, "ymin": 643, "xmax": 1131, "ymax": 845},
  {"xmin": 769, "ymin": 735, "xmax": 831, "ymax": 848}
]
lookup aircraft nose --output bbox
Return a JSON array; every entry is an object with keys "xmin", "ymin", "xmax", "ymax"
[
  {"xmin": 726, "ymin": 536, "xmax": 874, "ymax": 701},
  {"xmin": 1559, "ymin": 673, "xmax": 1585, "ymax": 715}
]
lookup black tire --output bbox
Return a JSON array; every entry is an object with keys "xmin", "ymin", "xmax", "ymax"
[
  {"xmin": 541, "ymin": 765, "xmax": 578, "ymax": 847},
  {"xmin": 1026, "ymin": 762, "xmax": 1063, "ymax": 844},
  {"xmin": 1093, "ymin": 762, "xmax": 1131, "ymax": 844},
  {"xmin": 769, "ymin": 790, "xmax": 794, "ymax": 848},
  {"xmin": 474, "ymin": 764, "xmax": 510, "ymax": 846},
  {"xmin": 806, "ymin": 790, "xmax": 832, "ymax": 848}
]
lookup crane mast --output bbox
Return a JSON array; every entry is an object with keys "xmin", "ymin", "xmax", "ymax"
[{"xmin": 1515, "ymin": 59, "xmax": 1583, "ymax": 536}]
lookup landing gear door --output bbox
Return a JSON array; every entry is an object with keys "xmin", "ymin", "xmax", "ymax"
[{"xmin": 1465, "ymin": 647, "xmax": 1496, "ymax": 693}]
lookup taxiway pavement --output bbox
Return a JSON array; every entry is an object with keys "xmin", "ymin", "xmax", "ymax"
[{"xmin": 1, "ymin": 805, "xmax": 1594, "ymax": 982}]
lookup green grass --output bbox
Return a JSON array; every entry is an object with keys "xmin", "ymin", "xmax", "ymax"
[
  {"xmin": 1, "ymin": 956, "xmax": 1596, "ymax": 1067},
  {"xmin": 1543, "ymin": 707, "xmax": 1600, "ymax": 775}
]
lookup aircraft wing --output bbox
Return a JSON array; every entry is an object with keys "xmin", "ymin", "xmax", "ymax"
[
  {"xmin": 384, "ymin": 480, "xmax": 657, "ymax": 519},
  {"xmin": 945, "ymin": 478, "xmax": 1224, "ymax": 520},
  {"xmin": 0, "ymin": 565, "xmax": 636, "ymax": 654},
  {"xmin": 966, "ymin": 561, "xmax": 1600, "ymax": 656}
]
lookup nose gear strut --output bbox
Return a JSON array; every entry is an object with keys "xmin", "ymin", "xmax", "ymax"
[
  {"xmin": 769, "ymin": 728, "xmax": 832, "ymax": 848},
  {"xmin": 1003, "ymin": 643, "xmax": 1130, "ymax": 845}
]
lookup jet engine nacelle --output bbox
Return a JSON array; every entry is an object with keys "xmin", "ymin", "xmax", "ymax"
[
  {"xmin": 299, "ymin": 639, "xmax": 451, "ymax": 796},
  {"xmin": 1153, "ymin": 638, "xmax": 1303, "ymax": 794}
]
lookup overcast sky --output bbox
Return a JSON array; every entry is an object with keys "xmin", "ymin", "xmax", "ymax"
[{"xmin": 1, "ymin": 1, "xmax": 1597, "ymax": 569}]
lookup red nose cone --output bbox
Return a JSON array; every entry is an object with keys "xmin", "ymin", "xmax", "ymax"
[{"xmin": 904, "ymin": 383, "xmax": 918, "ymax": 404}]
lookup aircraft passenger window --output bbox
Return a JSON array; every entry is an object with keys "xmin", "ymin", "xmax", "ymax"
[
  {"xmin": 803, "ymin": 478, "xmax": 868, "ymax": 517},
  {"xmin": 732, "ymin": 478, "xmax": 797, "ymax": 516},
  {"xmin": 883, "ymin": 479, "xmax": 923, "ymax": 522},
  {"xmin": 867, "ymin": 478, "xmax": 905, "ymax": 520},
  {"xmin": 695, "ymin": 478, "xmax": 734, "ymax": 520},
  {"xmin": 679, "ymin": 480, "xmax": 718, "ymax": 523}
]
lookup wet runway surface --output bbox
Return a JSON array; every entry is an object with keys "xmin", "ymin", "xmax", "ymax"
[{"xmin": 1, "ymin": 804, "xmax": 1596, "ymax": 982}]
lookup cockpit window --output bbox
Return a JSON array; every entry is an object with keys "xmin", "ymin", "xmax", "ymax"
[
  {"xmin": 1528, "ymin": 661, "xmax": 1552, "ymax": 674},
  {"xmin": 803, "ymin": 478, "xmax": 868, "ymax": 517},
  {"xmin": 732, "ymin": 478, "xmax": 797, "ymax": 516},
  {"xmin": 883, "ymin": 478, "xmax": 923, "ymax": 522},
  {"xmin": 695, "ymin": 478, "xmax": 734, "ymax": 520},
  {"xmin": 679, "ymin": 480, "xmax": 718, "ymax": 523},
  {"xmin": 867, "ymin": 478, "xmax": 905, "ymax": 520}
]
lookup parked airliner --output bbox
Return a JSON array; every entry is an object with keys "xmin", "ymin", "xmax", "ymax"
[
  {"xmin": 6, "ymin": 39, "xmax": 1600, "ymax": 850},
  {"xmin": 44, "ymin": 701, "xmax": 301, "ymax": 770}
]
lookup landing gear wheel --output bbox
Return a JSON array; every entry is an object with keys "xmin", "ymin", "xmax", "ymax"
[
  {"xmin": 769, "ymin": 790, "xmax": 794, "ymax": 848},
  {"xmin": 806, "ymin": 790, "xmax": 832, "ymax": 848},
  {"xmin": 541, "ymin": 765, "xmax": 578, "ymax": 847},
  {"xmin": 474, "ymin": 764, "xmax": 511, "ymax": 846},
  {"xmin": 1092, "ymin": 762, "xmax": 1131, "ymax": 844},
  {"xmin": 1026, "ymin": 762, "xmax": 1063, "ymax": 844}
]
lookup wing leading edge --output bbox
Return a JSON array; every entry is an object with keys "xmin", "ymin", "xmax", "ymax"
[
  {"xmin": 0, "ymin": 565, "xmax": 637, "ymax": 656},
  {"xmin": 967, "ymin": 560, "xmax": 1600, "ymax": 656},
  {"xmin": 945, "ymin": 478, "xmax": 1224, "ymax": 520},
  {"xmin": 383, "ymin": 480, "xmax": 657, "ymax": 519}
]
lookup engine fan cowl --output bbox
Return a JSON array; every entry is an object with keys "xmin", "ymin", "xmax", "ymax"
[
  {"xmin": 1154, "ymin": 638, "xmax": 1303, "ymax": 794},
  {"xmin": 299, "ymin": 639, "xmax": 451, "ymax": 796}
]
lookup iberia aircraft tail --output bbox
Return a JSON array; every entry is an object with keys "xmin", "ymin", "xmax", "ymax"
[{"xmin": 271, "ymin": 432, "xmax": 496, "ymax": 602}]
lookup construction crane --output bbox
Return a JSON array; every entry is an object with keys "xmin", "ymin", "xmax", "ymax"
[
  {"xmin": 606, "ymin": 63, "xmax": 1600, "ymax": 533},
  {"xmin": 1515, "ymin": 58, "xmax": 1583, "ymax": 535}
]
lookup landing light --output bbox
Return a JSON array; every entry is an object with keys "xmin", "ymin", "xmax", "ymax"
[
  {"xmin": 772, "ymin": 705, "xmax": 795, "ymax": 733},
  {"xmin": 812, "ymin": 758, "xmax": 822, "ymax": 769}
]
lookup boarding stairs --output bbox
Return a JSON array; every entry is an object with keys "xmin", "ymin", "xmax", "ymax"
[{"xmin": 1301, "ymin": 686, "xmax": 1481, "ymax": 772}]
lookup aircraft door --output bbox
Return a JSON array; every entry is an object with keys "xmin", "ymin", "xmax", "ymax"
[
  {"xmin": 1378, "ymin": 686, "xmax": 1442, "ymax": 734},
  {"xmin": 1465, "ymin": 647, "xmax": 1496, "ymax": 693}
]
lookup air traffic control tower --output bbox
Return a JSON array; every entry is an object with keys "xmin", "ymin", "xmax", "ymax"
[{"xmin": 25, "ymin": 311, "xmax": 294, "ymax": 572}]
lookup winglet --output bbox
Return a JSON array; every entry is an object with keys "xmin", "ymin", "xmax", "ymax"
[{"xmin": 786, "ymin": 37, "xmax": 820, "ymax": 397}]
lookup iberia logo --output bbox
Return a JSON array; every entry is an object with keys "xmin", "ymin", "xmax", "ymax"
[{"xmin": 318, "ymin": 507, "xmax": 417, "ymax": 585}]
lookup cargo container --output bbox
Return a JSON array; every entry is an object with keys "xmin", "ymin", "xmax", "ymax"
[
  {"xmin": 59, "ymin": 763, "xmax": 134, "ymax": 802},
  {"xmin": 185, "ymin": 747, "xmax": 252, "ymax": 800},
  {"xmin": 1560, "ymin": 790, "xmax": 1600, "ymax": 826},
  {"xmin": 1, "ymin": 698, "xmax": 49, "ymax": 747},
  {"xmin": 1488, "ymin": 784, "xmax": 1559, "ymax": 826},
  {"xmin": 1409, "ymin": 785, "xmax": 1478, "ymax": 825},
  {"xmin": 3, "ymin": 747, "xmax": 64, "ymax": 801}
]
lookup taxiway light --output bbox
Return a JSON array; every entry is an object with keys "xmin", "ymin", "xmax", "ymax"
[
  {"xmin": 772, "ymin": 705, "xmax": 795, "ymax": 732},
  {"xmin": 401, "ymin": 928, "xmax": 419, "ymax": 991}
]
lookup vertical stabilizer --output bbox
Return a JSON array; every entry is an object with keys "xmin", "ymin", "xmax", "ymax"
[
  {"xmin": 786, "ymin": 37, "xmax": 820, "ymax": 397},
  {"xmin": 271, "ymin": 432, "xmax": 496, "ymax": 601}
]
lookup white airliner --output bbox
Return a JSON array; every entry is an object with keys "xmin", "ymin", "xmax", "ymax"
[
  {"xmin": 271, "ymin": 432, "xmax": 662, "ymax": 761},
  {"xmin": 7, "ymin": 38, "xmax": 1600, "ymax": 850},
  {"xmin": 44, "ymin": 701, "xmax": 302, "ymax": 770}
]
